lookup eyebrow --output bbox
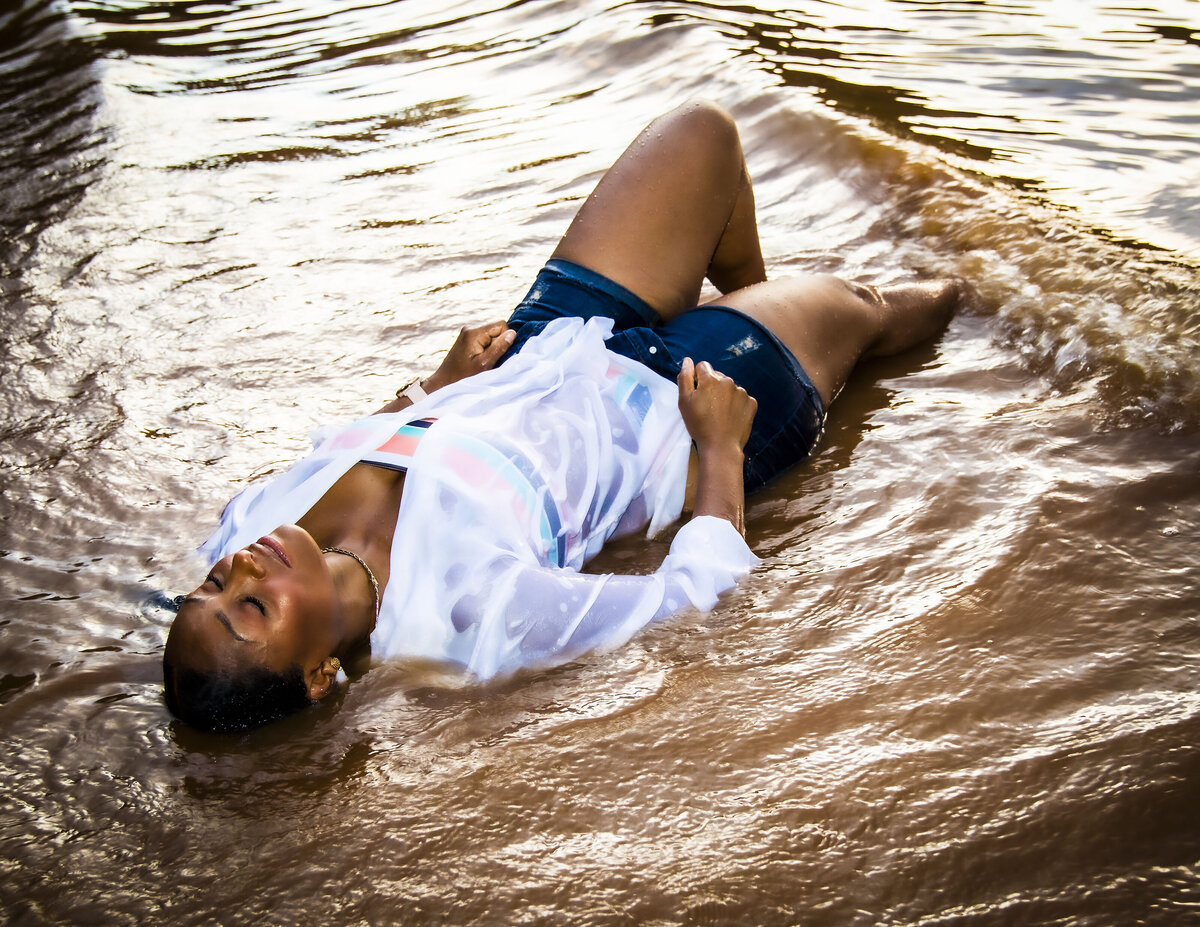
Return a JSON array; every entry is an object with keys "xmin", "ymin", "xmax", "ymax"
[
  {"xmin": 215, "ymin": 610, "xmax": 253, "ymax": 643},
  {"xmin": 180, "ymin": 596, "xmax": 255, "ymax": 644}
]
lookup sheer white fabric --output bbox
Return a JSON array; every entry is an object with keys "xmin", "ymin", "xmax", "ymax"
[{"xmin": 200, "ymin": 317, "xmax": 759, "ymax": 678}]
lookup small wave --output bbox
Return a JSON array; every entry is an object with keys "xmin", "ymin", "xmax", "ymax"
[
  {"xmin": 0, "ymin": 0, "xmax": 105, "ymax": 277},
  {"xmin": 778, "ymin": 112, "xmax": 1200, "ymax": 433},
  {"xmin": 741, "ymin": 100, "xmax": 1200, "ymax": 433},
  {"xmin": 640, "ymin": 0, "xmax": 1200, "ymax": 431},
  {"xmin": 77, "ymin": 0, "xmax": 551, "ymax": 95},
  {"xmin": 889, "ymin": 172, "xmax": 1200, "ymax": 432}
]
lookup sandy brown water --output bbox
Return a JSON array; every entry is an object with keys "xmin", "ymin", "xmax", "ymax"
[{"xmin": 2, "ymin": 0, "xmax": 1199, "ymax": 924}]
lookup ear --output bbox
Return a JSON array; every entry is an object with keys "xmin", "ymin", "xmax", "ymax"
[{"xmin": 306, "ymin": 657, "xmax": 339, "ymax": 702}]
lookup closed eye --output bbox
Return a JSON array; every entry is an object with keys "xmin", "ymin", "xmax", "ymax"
[{"xmin": 245, "ymin": 595, "xmax": 267, "ymax": 616}]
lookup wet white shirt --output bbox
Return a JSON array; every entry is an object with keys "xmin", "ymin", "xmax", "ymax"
[{"xmin": 201, "ymin": 317, "xmax": 759, "ymax": 678}]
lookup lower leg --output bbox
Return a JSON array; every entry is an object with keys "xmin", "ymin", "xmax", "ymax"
[
  {"xmin": 866, "ymin": 279, "xmax": 962, "ymax": 357},
  {"xmin": 704, "ymin": 274, "xmax": 961, "ymax": 405}
]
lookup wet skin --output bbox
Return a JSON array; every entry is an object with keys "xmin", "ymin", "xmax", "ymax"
[{"xmin": 168, "ymin": 524, "xmax": 344, "ymax": 699}]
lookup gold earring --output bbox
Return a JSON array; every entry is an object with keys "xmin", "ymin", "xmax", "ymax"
[{"xmin": 330, "ymin": 657, "xmax": 342, "ymax": 673}]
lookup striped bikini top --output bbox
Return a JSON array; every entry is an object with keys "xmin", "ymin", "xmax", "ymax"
[{"xmin": 354, "ymin": 417, "xmax": 567, "ymax": 567}]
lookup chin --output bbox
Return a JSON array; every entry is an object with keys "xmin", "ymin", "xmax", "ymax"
[{"xmin": 273, "ymin": 524, "xmax": 323, "ymax": 561}]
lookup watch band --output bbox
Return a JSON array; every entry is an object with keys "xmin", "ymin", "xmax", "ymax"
[{"xmin": 397, "ymin": 378, "xmax": 428, "ymax": 403}]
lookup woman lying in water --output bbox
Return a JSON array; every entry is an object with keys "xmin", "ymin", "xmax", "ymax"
[{"xmin": 164, "ymin": 101, "xmax": 962, "ymax": 732}]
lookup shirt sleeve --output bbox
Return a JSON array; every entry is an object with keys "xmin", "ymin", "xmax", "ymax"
[{"xmin": 464, "ymin": 515, "xmax": 760, "ymax": 678}]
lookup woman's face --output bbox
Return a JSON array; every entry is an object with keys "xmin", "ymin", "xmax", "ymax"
[{"xmin": 168, "ymin": 525, "xmax": 342, "ymax": 687}]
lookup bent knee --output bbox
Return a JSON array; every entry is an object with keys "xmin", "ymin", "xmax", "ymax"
[
  {"xmin": 837, "ymin": 277, "xmax": 886, "ymax": 312},
  {"xmin": 807, "ymin": 274, "xmax": 889, "ymax": 325},
  {"xmin": 667, "ymin": 99, "xmax": 741, "ymax": 154},
  {"xmin": 798, "ymin": 274, "xmax": 893, "ymax": 353},
  {"xmin": 676, "ymin": 99, "xmax": 736, "ymax": 130}
]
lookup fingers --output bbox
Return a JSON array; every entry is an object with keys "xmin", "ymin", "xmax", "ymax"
[
  {"xmin": 693, "ymin": 359, "xmax": 722, "ymax": 385},
  {"xmin": 477, "ymin": 326, "xmax": 516, "ymax": 368},
  {"xmin": 454, "ymin": 320, "xmax": 515, "ymax": 370},
  {"xmin": 677, "ymin": 357, "xmax": 696, "ymax": 399},
  {"xmin": 471, "ymin": 319, "xmax": 510, "ymax": 343},
  {"xmin": 458, "ymin": 319, "xmax": 510, "ymax": 345},
  {"xmin": 679, "ymin": 357, "xmax": 748, "ymax": 405},
  {"xmin": 429, "ymin": 320, "xmax": 515, "ymax": 392},
  {"xmin": 677, "ymin": 360, "xmax": 757, "ymax": 452}
]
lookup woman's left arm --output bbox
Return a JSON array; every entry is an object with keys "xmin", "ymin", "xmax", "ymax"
[
  {"xmin": 459, "ymin": 515, "xmax": 760, "ymax": 679},
  {"xmin": 676, "ymin": 357, "xmax": 757, "ymax": 535},
  {"xmin": 375, "ymin": 320, "xmax": 515, "ymax": 414}
]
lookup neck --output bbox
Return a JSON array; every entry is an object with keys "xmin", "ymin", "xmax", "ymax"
[{"xmin": 323, "ymin": 546, "xmax": 381, "ymax": 654}]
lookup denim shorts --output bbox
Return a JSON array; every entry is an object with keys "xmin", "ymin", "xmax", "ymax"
[{"xmin": 503, "ymin": 259, "xmax": 825, "ymax": 492}]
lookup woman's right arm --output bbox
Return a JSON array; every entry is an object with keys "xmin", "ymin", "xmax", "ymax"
[{"xmin": 374, "ymin": 320, "xmax": 515, "ymax": 414}]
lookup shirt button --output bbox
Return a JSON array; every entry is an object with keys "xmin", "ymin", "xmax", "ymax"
[{"xmin": 648, "ymin": 346, "xmax": 657, "ymax": 354}]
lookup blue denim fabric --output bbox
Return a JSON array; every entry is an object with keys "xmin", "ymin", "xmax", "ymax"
[{"xmin": 504, "ymin": 259, "xmax": 825, "ymax": 491}]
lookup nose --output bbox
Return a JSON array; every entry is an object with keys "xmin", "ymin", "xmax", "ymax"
[{"xmin": 230, "ymin": 548, "xmax": 266, "ymax": 580}]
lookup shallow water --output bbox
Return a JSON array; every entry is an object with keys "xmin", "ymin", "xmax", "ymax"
[{"xmin": 2, "ymin": 0, "xmax": 1198, "ymax": 924}]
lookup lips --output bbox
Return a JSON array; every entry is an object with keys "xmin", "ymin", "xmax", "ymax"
[{"xmin": 257, "ymin": 535, "xmax": 292, "ymax": 568}]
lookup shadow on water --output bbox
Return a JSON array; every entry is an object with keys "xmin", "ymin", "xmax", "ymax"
[
  {"xmin": 170, "ymin": 727, "xmax": 377, "ymax": 804},
  {"xmin": 75, "ymin": 0, "xmax": 549, "ymax": 94},
  {"xmin": 0, "ymin": 0, "xmax": 106, "ymax": 281},
  {"xmin": 643, "ymin": 1, "xmax": 1008, "ymax": 163},
  {"xmin": 742, "ymin": 332, "xmax": 946, "ymax": 562},
  {"xmin": 822, "ymin": 336, "xmax": 947, "ymax": 468}
]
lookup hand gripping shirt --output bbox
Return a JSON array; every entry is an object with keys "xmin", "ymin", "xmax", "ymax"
[{"xmin": 200, "ymin": 317, "xmax": 759, "ymax": 679}]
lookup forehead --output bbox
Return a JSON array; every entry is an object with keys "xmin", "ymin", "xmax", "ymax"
[{"xmin": 167, "ymin": 599, "xmax": 263, "ymax": 674}]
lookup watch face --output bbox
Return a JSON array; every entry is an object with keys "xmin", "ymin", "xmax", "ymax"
[{"xmin": 397, "ymin": 379, "xmax": 425, "ymax": 400}]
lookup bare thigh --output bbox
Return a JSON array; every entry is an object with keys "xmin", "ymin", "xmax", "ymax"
[
  {"xmin": 703, "ymin": 275, "xmax": 884, "ymax": 406},
  {"xmin": 552, "ymin": 101, "xmax": 761, "ymax": 320}
]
